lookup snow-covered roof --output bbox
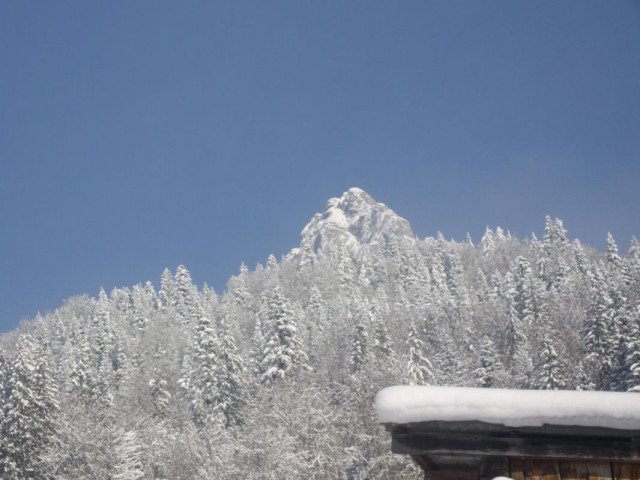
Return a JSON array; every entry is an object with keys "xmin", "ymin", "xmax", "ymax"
[{"xmin": 375, "ymin": 386, "xmax": 640, "ymax": 431}]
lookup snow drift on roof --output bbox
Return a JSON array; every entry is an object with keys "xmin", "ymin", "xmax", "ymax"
[{"xmin": 375, "ymin": 386, "xmax": 640, "ymax": 430}]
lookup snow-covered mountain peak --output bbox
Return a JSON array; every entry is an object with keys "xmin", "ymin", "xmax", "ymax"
[{"xmin": 300, "ymin": 187, "xmax": 414, "ymax": 253}]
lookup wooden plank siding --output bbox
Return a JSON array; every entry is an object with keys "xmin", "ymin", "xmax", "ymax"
[
  {"xmin": 479, "ymin": 456, "xmax": 510, "ymax": 479},
  {"xmin": 614, "ymin": 464, "xmax": 640, "ymax": 480},
  {"xmin": 559, "ymin": 461, "xmax": 612, "ymax": 480},
  {"xmin": 475, "ymin": 458, "xmax": 640, "ymax": 480}
]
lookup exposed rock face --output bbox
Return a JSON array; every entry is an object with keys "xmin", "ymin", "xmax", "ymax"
[{"xmin": 300, "ymin": 187, "xmax": 414, "ymax": 253}]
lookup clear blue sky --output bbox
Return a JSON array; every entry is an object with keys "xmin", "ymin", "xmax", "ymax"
[{"xmin": 2, "ymin": 1, "xmax": 639, "ymax": 332}]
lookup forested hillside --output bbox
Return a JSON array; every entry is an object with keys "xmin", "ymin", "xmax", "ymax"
[{"xmin": 1, "ymin": 188, "xmax": 639, "ymax": 479}]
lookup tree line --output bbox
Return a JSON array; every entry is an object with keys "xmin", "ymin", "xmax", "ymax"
[{"xmin": 1, "ymin": 216, "xmax": 639, "ymax": 479}]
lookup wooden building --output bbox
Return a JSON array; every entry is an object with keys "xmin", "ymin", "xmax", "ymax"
[{"xmin": 375, "ymin": 386, "xmax": 640, "ymax": 480}]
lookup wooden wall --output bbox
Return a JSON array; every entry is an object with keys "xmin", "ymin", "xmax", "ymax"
[{"xmin": 479, "ymin": 457, "xmax": 640, "ymax": 480}]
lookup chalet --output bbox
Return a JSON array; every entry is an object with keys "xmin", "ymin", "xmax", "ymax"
[{"xmin": 375, "ymin": 386, "xmax": 640, "ymax": 480}]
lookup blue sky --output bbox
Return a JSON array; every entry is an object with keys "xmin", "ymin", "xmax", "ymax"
[{"xmin": 1, "ymin": 1, "xmax": 639, "ymax": 332}]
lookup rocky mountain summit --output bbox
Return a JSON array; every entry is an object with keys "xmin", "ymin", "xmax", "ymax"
[{"xmin": 300, "ymin": 187, "xmax": 414, "ymax": 253}]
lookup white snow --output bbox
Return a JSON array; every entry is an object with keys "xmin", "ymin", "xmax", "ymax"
[
  {"xmin": 300, "ymin": 187, "xmax": 414, "ymax": 254},
  {"xmin": 375, "ymin": 386, "xmax": 640, "ymax": 430}
]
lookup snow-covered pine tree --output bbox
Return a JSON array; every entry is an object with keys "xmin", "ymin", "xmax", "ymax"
[
  {"xmin": 473, "ymin": 337, "xmax": 501, "ymax": 388},
  {"xmin": 608, "ymin": 289, "xmax": 631, "ymax": 391},
  {"xmin": 350, "ymin": 321, "xmax": 368, "ymax": 374},
  {"xmin": 0, "ymin": 350, "xmax": 7, "ymax": 473},
  {"xmin": 509, "ymin": 256, "xmax": 536, "ymax": 327},
  {"xmin": 92, "ymin": 288, "xmax": 116, "ymax": 404},
  {"xmin": 159, "ymin": 267, "xmax": 177, "ymax": 311},
  {"xmin": 186, "ymin": 309, "xmax": 221, "ymax": 428},
  {"xmin": 625, "ymin": 331, "xmax": 640, "ymax": 392},
  {"xmin": 298, "ymin": 242, "xmax": 317, "ymax": 270},
  {"xmin": 480, "ymin": 227, "xmax": 495, "ymax": 257},
  {"xmin": 304, "ymin": 285, "xmax": 326, "ymax": 365},
  {"xmin": 572, "ymin": 239, "xmax": 590, "ymax": 277},
  {"xmin": 131, "ymin": 281, "xmax": 157, "ymax": 331},
  {"xmin": 148, "ymin": 375, "xmax": 171, "ymax": 417},
  {"xmin": 175, "ymin": 264, "xmax": 202, "ymax": 326},
  {"xmin": 543, "ymin": 215, "xmax": 568, "ymax": 254},
  {"xmin": 504, "ymin": 306, "xmax": 532, "ymax": 388},
  {"xmin": 68, "ymin": 322, "xmax": 98, "ymax": 401},
  {"xmin": 212, "ymin": 319, "xmax": 248, "ymax": 427},
  {"xmin": 583, "ymin": 269, "xmax": 615, "ymax": 389},
  {"xmin": 534, "ymin": 336, "xmax": 566, "ymax": 390},
  {"xmin": 606, "ymin": 232, "xmax": 621, "ymax": 268},
  {"xmin": 0, "ymin": 335, "xmax": 59, "ymax": 479},
  {"xmin": 406, "ymin": 323, "xmax": 433, "ymax": 385},
  {"xmin": 260, "ymin": 287, "xmax": 309, "ymax": 385},
  {"xmin": 373, "ymin": 321, "xmax": 393, "ymax": 359},
  {"xmin": 622, "ymin": 237, "xmax": 640, "ymax": 299},
  {"xmin": 267, "ymin": 253, "xmax": 278, "ymax": 269}
]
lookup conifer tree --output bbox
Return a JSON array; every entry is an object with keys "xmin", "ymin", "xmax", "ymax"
[
  {"xmin": 572, "ymin": 239, "xmax": 590, "ymax": 277},
  {"xmin": 132, "ymin": 281, "xmax": 157, "ymax": 331},
  {"xmin": 553, "ymin": 218, "xmax": 569, "ymax": 247},
  {"xmin": 534, "ymin": 336, "xmax": 566, "ymax": 390},
  {"xmin": 68, "ymin": 323, "xmax": 97, "ymax": 401},
  {"xmin": 305, "ymin": 286, "xmax": 327, "ymax": 362},
  {"xmin": 625, "ymin": 334, "xmax": 640, "ymax": 392},
  {"xmin": 0, "ymin": 350, "xmax": 8, "ymax": 472},
  {"xmin": 149, "ymin": 376, "xmax": 172, "ymax": 417},
  {"xmin": 239, "ymin": 261, "xmax": 249, "ymax": 276},
  {"xmin": 583, "ymin": 269, "xmax": 615, "ymax": 388},
  {"xmin": 212, "ymin": 320, "xmax": 248, "ymax": 427},
  {"xmin": 509, "ymin": 256, "xmax": 537, "ymax": 327},
  {"xmin": 373, "ymin": 321, "xmax": 393, "ymax": 359},
  {"xmin": 92, "ymin": 288, "xmax": 116, "ymax": 404},
  {"xmin": 542, "ymin": 215, "xmax": 556, "ymax": 250},
  {"xmin": 480, "ymin": 227, "xmax": 495, "ymax": 257},
  {"xmin": 188, "ymin": 310, "xmax": 222, "ymax": 427},
  {"xmin": 629, "ymin": 236, "xmax": 640, "ymax": 260},
  {"xmin": 606, "ymin": 232, "xmax": 621, "ymax": 267},
  {"xmin": 608, "ymin": 289, "xmax": 631, "ymax": 391},
  {"xmin": 260, "ymin": 287, "xmax": 309, "ymax": 384},
  {"xmin": 622, "ymin": 237, "xmax": 640, "ymax": 296},
  {"xmin": 1, "ymin": 335, "xmax": 59, "ymax": 479},
  {"xmin": 298, "ymin": 242, "xmax": 317, "ymax": 270},
  {"xmin": 350, "ymin": 321, "xmax": 368, "ymax": 374},
  {"xmin": 175, "ymin": 264, "xmax": 202, "ymax": 326},
  {"xmin": 159, "ymin": 267, "xmax": 177, "ymax": 311},
  {"xmin": 504, "ymin": 308, "xmax": 531, "ymax": 388},
  {"xmin": 474, "ymin": 337, "xmax": 501, "ymax": 388},
  {"xmin": 406, "ymin": 323, "xmax": 433, "ymax": 385}
]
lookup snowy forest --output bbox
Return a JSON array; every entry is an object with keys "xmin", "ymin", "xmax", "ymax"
[{"xmin": 1, "ymin": 188, "xmax": 639, "ymax": 479}]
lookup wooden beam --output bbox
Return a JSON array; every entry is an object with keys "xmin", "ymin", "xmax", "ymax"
[
  {"xmin": 411, "ymin": 454, "xmax": 480, "ymax": 480},
  {"xmin": 391, "ymin": 432, "xmax": 640, "ymax": 461},
  {"xmin": 389, "ymin": 421, "xmax": 640, "ymax": 440}
]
